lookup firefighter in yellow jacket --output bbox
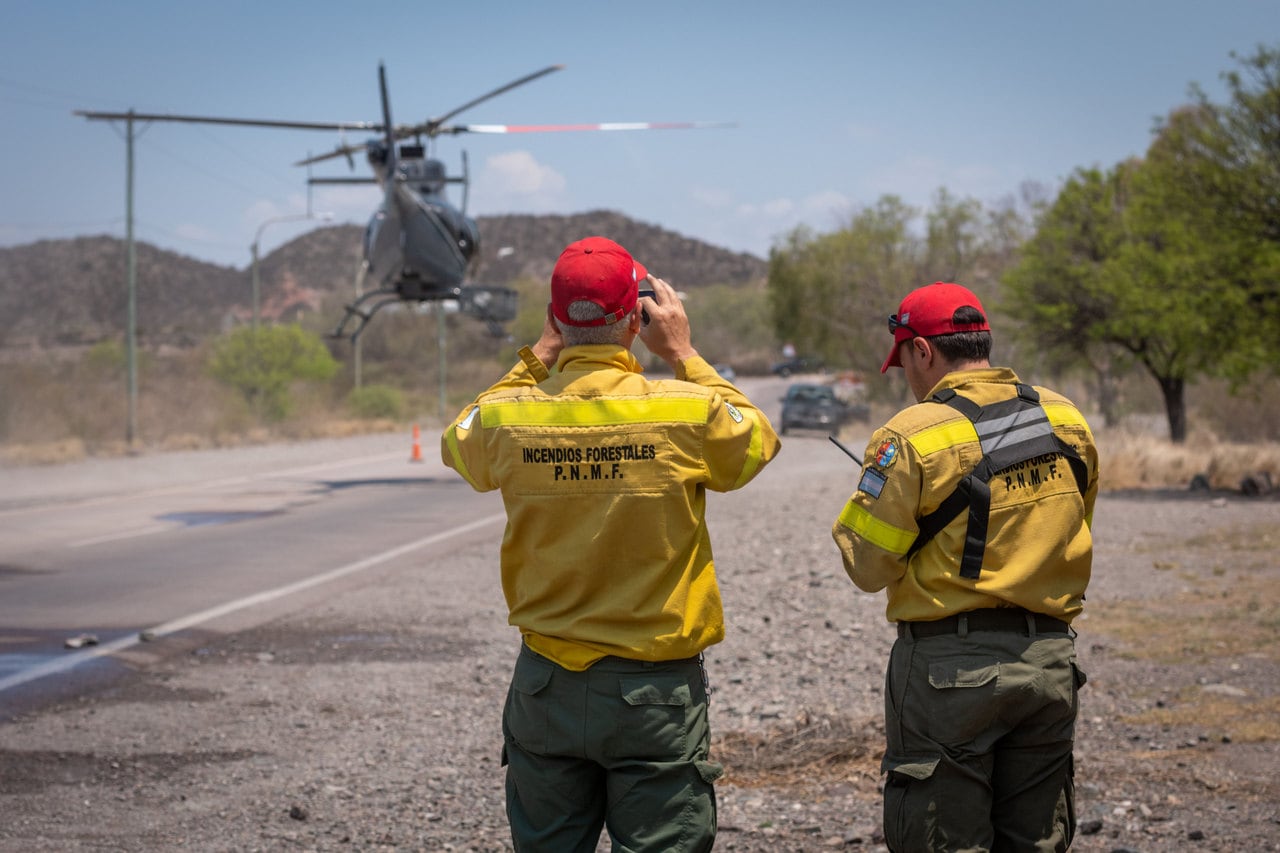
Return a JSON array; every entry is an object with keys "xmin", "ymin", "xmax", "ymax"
[
  {"xmin": 443, "ymin": 236, "xmax": 780, "ymax": 852},
  {"xmin": 831, "ymin": 282, "xmax": 1098, "ymax": 852}
]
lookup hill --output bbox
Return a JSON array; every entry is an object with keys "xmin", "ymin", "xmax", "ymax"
[{"xmin": 0, "ymin": 211, "xmax": 766, "ymax": 351}]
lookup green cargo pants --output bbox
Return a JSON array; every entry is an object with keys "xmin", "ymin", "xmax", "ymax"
[
  {"xmin": 881, "ymin": 621, "xmax": 1086, "ymax": 852},
  {"xmin": 502, "ymin": 644, "xmax": 722, "ymax": 852}
]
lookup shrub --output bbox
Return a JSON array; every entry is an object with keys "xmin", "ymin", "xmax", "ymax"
[
  {"xmin": 207, "ymin": 324, "xmax": 338, "ymax": 421},
  {"xmin": 347, "ymin": 384, "xmax": 405, "ymax": 420}
]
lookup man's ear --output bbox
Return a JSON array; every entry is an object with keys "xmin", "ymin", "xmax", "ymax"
[{"xmin": 912, "ymin": 336, "xmax": 933, "ymax": 365}]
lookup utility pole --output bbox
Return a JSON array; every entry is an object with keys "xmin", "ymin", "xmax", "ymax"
[
  {"xmin": 124, "ymin": 112, "xmax": 138, "ymax": 448},
  {"xmin": 352, "ymin": 261, "xmax": 368, "ymax": 390},
  {"xmin": 437, "ymin": 301, "xmax": 448, "ymax": 421}
]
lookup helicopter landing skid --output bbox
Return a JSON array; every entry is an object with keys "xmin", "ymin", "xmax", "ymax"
[{"xmin": 328, "ymin": 289, "xmax": 405, "ymax": 342}]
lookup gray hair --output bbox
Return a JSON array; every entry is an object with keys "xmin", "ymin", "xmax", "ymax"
[{"xmin": 558, "ymin": 300, "xmax": 631, "ymax": 346}]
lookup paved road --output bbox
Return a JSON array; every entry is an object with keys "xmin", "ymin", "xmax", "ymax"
[
  {"xmin": 0, "ymin": 430, "xmax": 505, "ymax": 708},
  {"xmin": 0, "ymin": 373, "xmax": 810, "ymax": 714}
]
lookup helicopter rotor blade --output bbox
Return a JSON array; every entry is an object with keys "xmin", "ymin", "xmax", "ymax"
[
  {"xmin": 295, "ymin": 144, "xmax": 369, "ymax": 167},
  {"xmin": 438, "ymin": 120, "xmax": 737, "ymax": 135},
  {"xmin": 308, "ymin": 176, "xmax": 378, "ymax": 185},
  {"xmin": 74, "ymin": 110, "xmax": 380, "ymax": 133},
  {"xmin": 397, "ymin": 64, "xmax": 565, "ymax": 141},
  {"xmin": 291, "ymin": 65, "xmax": 398, "ymax": 170},
  {"xmin": 74, "ymin": 109, "xmax": 383, "ymax": 169},
  {"xmin": 379, "ymin": 62, "xmax": 396, "ymax": 172}
]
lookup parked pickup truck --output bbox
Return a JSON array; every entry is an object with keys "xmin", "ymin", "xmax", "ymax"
[{"xmin": 779, "ymin": 383, "xmax": 869, "ymax": 434}]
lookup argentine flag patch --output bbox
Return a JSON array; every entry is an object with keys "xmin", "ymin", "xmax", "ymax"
[{"xmin": 858, "ymin": 466, "xmax": 888, "ymax": 499}]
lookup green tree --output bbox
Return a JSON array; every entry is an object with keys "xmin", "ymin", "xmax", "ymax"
[
  {"xmin": 924, "ymin": 188, "xmax": 986, "ymax": 281},
  {"xmin": 767, "ymin": 191, "xmax": 1014, "ymax": 380},
  {"xmin": 768, "ymin": 196, "xmax": 920, "ymax": 374},
  {"xmin": 1002, "ymin": 166, "xmax": 1130, "ymax": 428},
  {"xmin": 1006, "ymin": 159, "xmax": 1228, "ymax": 442},
  {"xmin": 1005, "ymin": 46, "xmax": 1280, "ymax": 443},
  {"xmin": 1152, "ymin": 45, "xmax": 1280, "ymax": 375},
  {"xmin": 208, "ymin": 324, "xmax": 338, "ymax": 421}
]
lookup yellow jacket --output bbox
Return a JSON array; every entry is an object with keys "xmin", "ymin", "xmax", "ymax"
[
  {"xmin": 832, "ymin": 368, "xmax": 1098, "ymax": 623},
  {"xmin": 443, "ymin": 345, "xmax": 780, "ymax": 669}
]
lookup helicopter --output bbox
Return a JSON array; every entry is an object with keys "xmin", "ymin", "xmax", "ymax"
[{"xmin": 76, "ymin": 64, "xmax": 730, "ymax": 340}]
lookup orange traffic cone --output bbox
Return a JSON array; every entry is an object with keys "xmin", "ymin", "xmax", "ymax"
[{"xmin": 409, "ymin": 424, "xmax": 424, "ymax": 463}]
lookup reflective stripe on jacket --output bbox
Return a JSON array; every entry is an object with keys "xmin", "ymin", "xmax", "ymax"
[
  {"xmin": 443, "ymin": 345, "xmax": 780, "ymax": 669},
  {"xmin": 831, "ymin": 367, "xmax": 1098, "ymax": 623}
]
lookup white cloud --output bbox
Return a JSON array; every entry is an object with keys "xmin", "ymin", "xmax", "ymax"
[
  {"xmin": 690, "ymin": 186, "xmax": 734, "ymax": 209},
  {"xmin": 173, "ymin": 222, "xmax": 223, "ymax": 243},
  {"xmin": 800, "ymin": 190, "xmax": 852, "ymax": 217},
  {"xmin": 309, "ymin": 185, "xmax": 381, "ymax": 223},
  {"xmin": 471, "ymin": 150, "xmax": 568, "ymax": 213}
]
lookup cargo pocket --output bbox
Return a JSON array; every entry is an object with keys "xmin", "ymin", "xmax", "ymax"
[
  {"xmin": 504, "ymin": 656, "xmax": 554, "ymax": 754},
  {"xmin": 695, "ymin": 760, "xmax": 724, "ymax": 785},
  {"xmin": 883, "ymin": 755, "xmax": 940, "ymax": 853},
  {"xmin": 926, "ymin": 657, "xmax": 999, "ymax": 743},
  {"xmin": 606, "ymin": 676, "xmax": 691, "ymax": 760}
]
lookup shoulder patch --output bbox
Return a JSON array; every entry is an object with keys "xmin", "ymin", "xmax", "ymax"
[
  {"xmin": 725, "ymin": 401, "xmax": 744, "ymax": 423},
  {"xmin": 458, "ymin": 407, "xmax": 480, "ymax": 431},
  {"xmin": 858, "ymin": 466, "xmax": 888, "ymax": 499},
  {"xmin": 874, "ymin": 437, "xmax": 899, "ymax": 468}
]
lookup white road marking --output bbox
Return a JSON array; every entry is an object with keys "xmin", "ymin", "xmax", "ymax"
[
  {"xmin": 0, "ymin": 512, "xmax": 505, "ymax": 695},
  {"xmin": 0, "ymin": 451, "xmax": 408, "ymax": 519}
]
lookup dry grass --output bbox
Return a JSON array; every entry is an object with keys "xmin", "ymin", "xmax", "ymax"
[
  {"xmin": 1086, "ymin": 513, "xmax": 1280, "ymax": 745},
  {"xmin": 1091, "ymin": 582, "xmax": 1280, "ymax": 664},
  {"xmin": 0, "ymin": 351, "xmax": 414, "ymax": 466},
  {"xmin": 4, "ymin": 352, "xmax": 1280, "ymax": 492},
  {"xmin": 1088, "ymin": 539, "xmax": 1280, "ymax": 666},
  {"xmin": 715, "ymin": 712, "xmax": 883, "ymax": 789},
  {"xmin": 1122, "ymin": 694, "xmax": 1280, "ymax": 743},
  {"xmin": 1095, "ymin": 428, "xmax": 1280, "ymax": 492}
]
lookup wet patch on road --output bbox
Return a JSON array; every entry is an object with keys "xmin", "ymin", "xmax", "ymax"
[
  {"xmin": 321, "ymin": 477, "xmax": 440, "ymax": 490},
  {"xmin": 156, "ymin": 510, "xmax": 283, "ymax": 528}
]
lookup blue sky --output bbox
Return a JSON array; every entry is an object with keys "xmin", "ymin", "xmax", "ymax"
[{"xmin": 1, "ymin": 1, "xmax": 1276, "ymax": 270}]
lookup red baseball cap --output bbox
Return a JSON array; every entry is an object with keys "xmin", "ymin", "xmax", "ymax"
[
  {"xmin": 881, "ymin": 282, "xmax": 990, "ymax": 373},
  {"xmin": 551, "ymin": 237, "xmax": 648, "ymax": 327}
]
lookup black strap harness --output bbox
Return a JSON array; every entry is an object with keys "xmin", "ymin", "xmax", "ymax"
[{"xmin": 906, "ymin": 383, "xmax": 1089, "ymax": 580}]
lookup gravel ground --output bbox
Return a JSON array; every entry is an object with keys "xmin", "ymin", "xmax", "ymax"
[{"xmin": 2, "ymin": 425, "xmax": 1278, "ymax": 852}]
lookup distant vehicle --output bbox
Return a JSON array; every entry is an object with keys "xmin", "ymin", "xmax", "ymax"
[
  {"xmin": 771, "ymin": 355, "xmax": 825, "ymax": 377},
  {"xmin": 779, "ymin": 383, "xmax": 868, "ymax": 434},
  {"xmin": 711, "ymin": 363, "xmax": 738, "ymax": 383}
]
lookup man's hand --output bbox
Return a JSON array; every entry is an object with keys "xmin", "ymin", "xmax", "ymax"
[
  {"xmin": 637, "ymin": 275, "xmax": 698, "ymax": 369},
  {"xmin": 530, "ymin": 302, "xmax": 564, "ymax": 368}
]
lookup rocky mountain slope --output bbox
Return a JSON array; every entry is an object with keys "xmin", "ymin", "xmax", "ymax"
[{"xmin": 0, "ymin": 212, "xmax": 766, "ymax": 350}]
